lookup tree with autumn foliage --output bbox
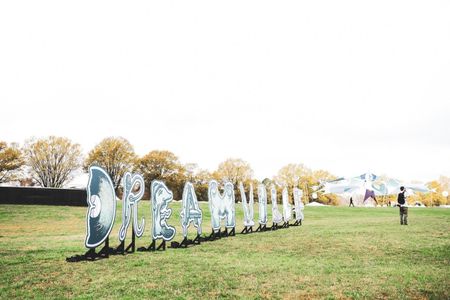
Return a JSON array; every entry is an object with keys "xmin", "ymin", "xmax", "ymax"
[
  {"xmin": 135, "ymin": 150, "xmax": 186, "ymax": 199},
  {"xmin": 274, "ymin": 163, "xmax": 339, "ymax": 205},
  {"xmin": 0, "ymin": 141, "xmax": 24, "ymax": 183},
  {"xmin": 213, "ymin": 158, "xmax": 254, "ymax": 201},
  {"xmin": 214, "ymin": 158, "xmax": 254, "ymax": 187},
  {"xmin": 24, "ymin": 136, "xmax": 82, "ymax": 188},
  {"xmin": 273, "ymin": 163, "xmax": 312, "ymax": 189},
  {"xmin": 409, "ymin": 176, "xmax": 450, "ymax": 206},
  {"xmin": 190, "ymin": 167, "xmax": 213, "ymax": 202},
  {"xmin": 84, "ymin": 137, "xmax": 136, "ymax": 192}
]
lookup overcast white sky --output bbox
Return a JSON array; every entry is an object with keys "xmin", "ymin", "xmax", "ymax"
[{"xmin": 1, "ymin": 1, "xmax": 449, "ymax": 182}]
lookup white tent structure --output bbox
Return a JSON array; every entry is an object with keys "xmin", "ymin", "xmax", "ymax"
[{"xmin": 320, "ymin": 172, "xmax": 432, "ymax": 206}]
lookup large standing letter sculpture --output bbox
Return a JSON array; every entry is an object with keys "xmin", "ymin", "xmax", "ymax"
[
  {"xmin": 77, "ymin": 170, "xmax": 307, "ymax": 260},
  {"xmin": 257, "ymin": 184, "xmax": 268, "ymax": 231},
  {"xmin": 271, "ymin": 185, "xmax": 283, "ymax": 225},
  {"xmin": 282, "ymin": 187, "xmax": 292, "ymax": 225},
  {"xmin": 151, "ymin": 180, "xmax": 176, "ymax": 241},
  {"xmin": 118, "ymin": 172, "xmax": 145, "ymax": 241},
  {"xmin": 85, "ymin": 166, "xmax": 116, "ymax": 248},
  {"xmin": 180, "ymin": 182, "xmax": 202, "ymax": 237},
  {"xmin": 239, "ymin": 182, "xmax": 255, "ymax": 227},
  {"xmin": 208, "ymin": 180, "xmax": 235, "ymax": 232},
  {"xmin": 293, "ymin": 188, "xmax": 304, "ymax": 225}
]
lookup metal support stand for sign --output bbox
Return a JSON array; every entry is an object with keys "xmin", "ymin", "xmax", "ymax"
[
  {"xmin": 208, "ymin": 228, "xmax": 221, "ymax": 241},
  {"xmin": 146, "ymin": 240, "xmax": 156, "ymax": 251},
  {"xmin": 115, "ymin": 240, "xmax": 125, "ymax": 254},
  {"xmin": 125, "ymin": 227, "xmax": 136, "ymax": 253},
  {"xmin": 292, "ymin": 220, "xmax": 302, "ymax": 226},
  {"xmin": 240, "ymin": 226, "xmax": 253, "ymax": 234},
  {"xmin": 157, "ymin": 240, "xmax": 166, "ymax": 251},
  {"xmin": 101, "ymin": 238, "xmax": 110, "ymax": 258},
  {"xmin": 221, "ymin": 228, "xmax": 229, "ymax": 237},
  {"xmin": 115, "ymin": 226, "xmax": 136, "ymax": 254},
  {"xmin": 171, "ymin": 233, "xmax": 202, "ymax": 249},
  {"xmin": 220, "ymin": 227, "xmax": 235, "ymax": 237},
  {"xmin": 193, "ymin": 233, "xmax": 201, "ymax": 244},
  {"xmin": 172, "ymin": 237, "xmax": 189, "ymax": 248},
  {"xmin": 229, "ymin": 227, "xmax": 235, "ymax": 236},
  {"xmin": 179, "ymin": 237, "xmax": 189, "ymax": 248},
  {"xmin": 255, "ymin": 224, "xmax": 267, "ymax": 232},
  {"xmin": 114, "ymin": 228, "xmax": 136, "ymax": 255},
  {"xmin": 138, "ymin": 239, "xmax": 166, "ymax": 252},
  {"xmin": 66, "ymin": 237, "xmax": 111, "ymax": 262}
]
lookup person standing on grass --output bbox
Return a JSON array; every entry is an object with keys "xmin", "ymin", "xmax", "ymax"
[
  {"xmin": 397, "ymin": 186, "xmax": 408, "ymax": 225},
  {"xmin": 349, "ymin": 197, "xmax": 355, "ymax": 207}
]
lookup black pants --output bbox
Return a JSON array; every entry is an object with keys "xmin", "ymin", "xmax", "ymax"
[{"xmin": 399, "ymin": 206, "xmax": 408, "ymax": 225}]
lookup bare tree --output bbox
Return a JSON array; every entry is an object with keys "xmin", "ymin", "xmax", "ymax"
[{"xmin": 24, "ymin": 136, "xmax": 82, "ymax": 188}]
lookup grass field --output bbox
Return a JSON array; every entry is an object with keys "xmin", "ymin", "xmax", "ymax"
[{"xmin": 0, "ymin": 202, "xmax": 449, "ymax": 299}]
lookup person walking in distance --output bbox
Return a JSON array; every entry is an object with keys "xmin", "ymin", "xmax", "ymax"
[
  {"xmin": 349, "ymin": 197, "xmax": 355, "ymax": 207},
  {"xmin": 397, "ymin": 186, "xmax": 408, "ymax": 225}
]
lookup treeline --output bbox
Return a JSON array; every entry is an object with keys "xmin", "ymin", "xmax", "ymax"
[
  {"xmin": 0, "ymin": 136, "xmax": 339, "ymax": 204},
  {"xmin": 1, "ymin": 136, "xmax": 448, "ymax": 205}
]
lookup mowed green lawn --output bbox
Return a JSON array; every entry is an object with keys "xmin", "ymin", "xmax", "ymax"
[{"xmin": 0, "ymin": 202, "xmax": 449, "ymax": 299}]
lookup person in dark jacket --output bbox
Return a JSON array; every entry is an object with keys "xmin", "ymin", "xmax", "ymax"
[
  {"xmin": 397, "ymin": 186, "xmax": 408, "ymax": 225},
  {"xmin": 349, "ymin": 197, "xmax": 354, "ymax": 207}
]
